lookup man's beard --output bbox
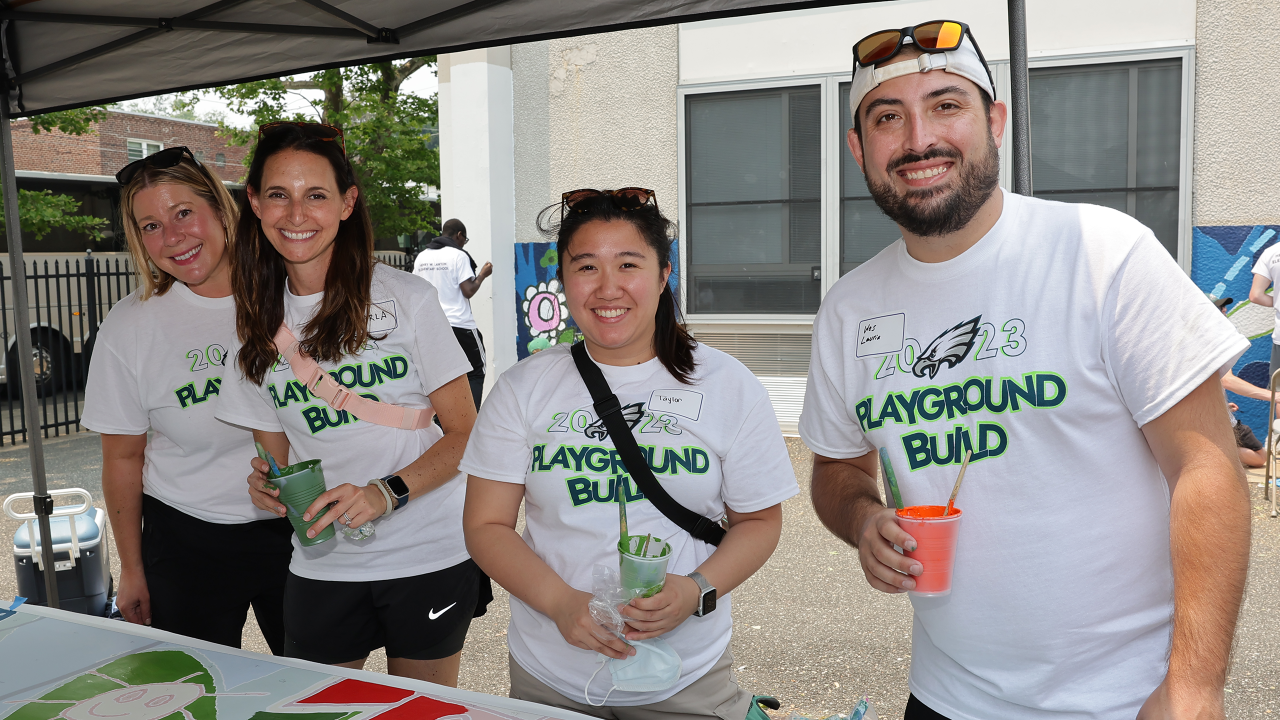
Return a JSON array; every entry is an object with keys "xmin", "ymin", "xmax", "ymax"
[{"xmin": 865, "ymin": 133, "xmax": 1001, "ymax": 238}]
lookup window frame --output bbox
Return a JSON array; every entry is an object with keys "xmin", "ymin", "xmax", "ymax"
[
  {"xmin": 1027, "ymin": 45, "xmax": 1195, "ymax": 270},
  {"xmin": 125, "ymin": 138, "xmax": 163, "ymax": 162},
  {"xmin": 676, "ymin": 46, "xmax": 1194, "ymax": 324}
]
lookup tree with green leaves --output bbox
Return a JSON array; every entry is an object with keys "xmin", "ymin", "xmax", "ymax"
[
  {"xmin": 4, "ymin": 107, "xmax": 110, "ymax": 242},
  {"xmin": 181, "ymin": 58, "xmax": 439, "ymax": 239}
]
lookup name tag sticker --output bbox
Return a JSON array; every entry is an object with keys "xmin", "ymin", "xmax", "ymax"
[
  {"xmin": 649, "ymin": 389, "xmax": 704, "ymax": 421},
  {"xmin": 368, "ymin": 299, "xmax": 398, "ymax": 334},
  {"xmin": 855, "ymin": 313, "xmax": 906, "ymax": 358}
]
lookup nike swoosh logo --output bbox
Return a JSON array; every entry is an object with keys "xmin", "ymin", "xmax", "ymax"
[{"xmin": 428, "ymin": 602, "xmax": 457, "ymax": 620}]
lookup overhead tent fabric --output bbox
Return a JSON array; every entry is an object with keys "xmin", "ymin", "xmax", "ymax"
[
  {"xmin": 2, "ymin": 0, "xmax": 876, "ymax": 116},
  {"xmin": 0, "ymin": 0, "xmax": 1035, "ymax": 608}
]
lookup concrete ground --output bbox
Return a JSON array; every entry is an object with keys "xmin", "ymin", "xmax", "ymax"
[{"xmin": 0, "ymin": 431, "xmax": 1277, "ymax": 718}]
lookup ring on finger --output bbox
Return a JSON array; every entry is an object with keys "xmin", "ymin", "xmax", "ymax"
[{"xmin": 341, "ymin": 512, "xmax": 353, "ymax": 525}]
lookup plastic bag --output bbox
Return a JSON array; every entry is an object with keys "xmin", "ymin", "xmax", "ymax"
[{"xmin": 589, "ymin": 564, "xmax": 645, "ymax": 636}]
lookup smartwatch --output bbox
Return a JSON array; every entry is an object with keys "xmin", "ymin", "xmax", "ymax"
[
  {"xmin": 380, "ymin": 474, "xmax": 410, "ymax": 511},
  {"xmin": 687, "ymin": 571, "xmax": 717, "ymax": 617}
]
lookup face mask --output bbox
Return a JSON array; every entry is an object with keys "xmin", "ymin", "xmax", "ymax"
[{"xmin": 584, "ymin": 637, "xmax": 682, "ymax": 706}]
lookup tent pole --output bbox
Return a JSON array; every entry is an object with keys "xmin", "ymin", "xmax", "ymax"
[
  {"xmin": 1007, "ymin": 0, "xmax": 1032, "ymax": 195},
  {"xmin": 0, "ymin": 97, "xmax": 59, "ymax": 609}
]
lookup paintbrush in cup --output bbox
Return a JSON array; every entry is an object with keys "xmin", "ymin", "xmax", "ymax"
[{"xmin": 944, "ymin": 449, "xmax": 972, "ymax": 517}]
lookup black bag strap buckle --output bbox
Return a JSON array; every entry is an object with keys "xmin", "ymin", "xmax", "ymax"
[{"xmin": 594, "ymin": 394, "xmax": 621, "ymax": 420}]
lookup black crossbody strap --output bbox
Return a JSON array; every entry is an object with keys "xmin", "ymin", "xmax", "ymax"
[{"xmin": 571, "ymin": 342, "xmax": 725, "ymax": 547}]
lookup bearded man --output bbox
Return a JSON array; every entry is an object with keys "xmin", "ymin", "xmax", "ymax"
[{"xmin": 799, "ymin": 21, "xmax": 1250, "ymax": 720}]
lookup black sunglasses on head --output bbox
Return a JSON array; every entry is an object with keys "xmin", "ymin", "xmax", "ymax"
[
  {"xmin": 560, "ymin": 187, "xmax": 656, "ymax": 221},
  {"xmin": 116, "ymin": 146, "xmax": 199, "ymax": 185}
]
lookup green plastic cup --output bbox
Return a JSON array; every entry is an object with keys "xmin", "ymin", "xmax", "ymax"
[
  {"xmin": 618, "ymin": 535, "xmax": 671, "ymax": 598},
  {"xmin": 275, "ymin": 459, "xmax": 335, "ymax": 547}
]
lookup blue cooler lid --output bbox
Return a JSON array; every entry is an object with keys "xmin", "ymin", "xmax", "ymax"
[{"xmin": 13, "ymin": 509, "xmax": 101, "ymax": 550}]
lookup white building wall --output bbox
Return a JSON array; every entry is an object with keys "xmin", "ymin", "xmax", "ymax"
[
  {"xmin": 437, "ymin": 48, "xmax": 516, "ymax": 391},
  {"xmin": 678, "ymin": 0, "xmax": 1195, "ymax": 84}
]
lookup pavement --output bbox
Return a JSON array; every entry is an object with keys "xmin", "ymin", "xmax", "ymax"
[{"xmin": 0, "ymin": 431, "xmax": 1277, "ymax": 718}]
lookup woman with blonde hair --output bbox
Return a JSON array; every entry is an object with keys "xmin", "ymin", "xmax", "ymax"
[{"xmin": 82, "ymin": 147, "xmax": 293, "ymax": 651}]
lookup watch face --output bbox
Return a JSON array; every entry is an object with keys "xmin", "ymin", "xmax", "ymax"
[
  {"xmin": 701, "ymin": 590, "xmax": 717, "ymax": 615},
  {"xmin": 385, "ymin": 475, "xmax": 409, "ymax": 498}
]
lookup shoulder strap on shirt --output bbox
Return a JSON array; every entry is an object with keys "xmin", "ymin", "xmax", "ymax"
[
  {"xmin": 273, "ymin": 324, "xmax": 435, "ymax": 431},
  {"xmin": 570, "ymin": 341, "xmax": 725, "ymax": 547}
]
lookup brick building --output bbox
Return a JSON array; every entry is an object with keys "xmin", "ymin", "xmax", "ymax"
[{"xmin": 6, "ymin": 110, "xmax": 246, "ymax": 252}]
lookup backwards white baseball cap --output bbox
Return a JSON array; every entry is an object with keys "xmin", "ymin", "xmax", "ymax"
[{"xmin": 849, "ymin": 23, "xmax": 996, "ymax": 122}]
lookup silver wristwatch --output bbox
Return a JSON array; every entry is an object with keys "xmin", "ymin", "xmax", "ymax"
[{"xmin": 687, "ymin": 571, "xmax": 717, "ymax": 617}]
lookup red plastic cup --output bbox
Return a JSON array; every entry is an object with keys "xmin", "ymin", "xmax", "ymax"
[{"xmin": 895, "ymin": 505, "xmax": 962, "ymax": 597}]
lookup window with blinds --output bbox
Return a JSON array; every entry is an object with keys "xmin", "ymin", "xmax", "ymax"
[
  {"xmin": 126, "ymin": 139, "xmax": 162, "ymax": 161},
  {"xmin": 1030, "ymin": 59, "xmax": 1182, "ymax": 255},
  {"xmin": 686, "ymin": 86, "xmax": 822, "ymax": 314},
  {"xmin": 838, "ymin": 82, "xmax": 904, "ymax": 276}
]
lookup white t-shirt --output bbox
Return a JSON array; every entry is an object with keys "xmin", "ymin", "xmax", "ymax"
[
  {"xmin": 799, "ymin": 191, "xmax": 1248, "ymax": 720},
  {"xmin": 459, "ymin": 343, "xmax": 798, "ymax": 705},
  {"xmin": 413, "ymin": 246, "xmax": 476, "ymax": 329},
  {"xmin": 81, "ymin": 283, "xmax": 275, "ymax": 525},
  {"xmin": 215, "ymin": 263, "xmax": 475, "ymax": 582},
  {"xmin": 1251, "ymin": 243, "xmax": 1280, "ymax": 344}
]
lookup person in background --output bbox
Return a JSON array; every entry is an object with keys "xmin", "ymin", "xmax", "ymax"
[
  {"xmin": 83, "ymin": 147, "xmax": 293, "ymax": 652},
  {"xmin": 1250, "ymin": 242, "xmax": 1280, "ymax": 384},
  {"xmin": 1210, "ymin": 295, "xmax": 1271, "ymax": 467},
  {"xmin": 216, "ymin": 122, "xmax": 487, "ymax": 685},
  {"xmin": 801, "ymin": 20, "xmax": 1249, "ymax": 720},
  {"xmin": 413, "ymin": 219, "xmax": 493, "ymax": 409}
]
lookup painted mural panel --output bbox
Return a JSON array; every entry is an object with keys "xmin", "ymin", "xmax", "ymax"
[
  {"xmin": 1191, "ymin": 224, "xmax": 1280, "ymax": 437},
  {"xmin": 515, "ymin": 241, "xmax": 680, "ymax": 361}
]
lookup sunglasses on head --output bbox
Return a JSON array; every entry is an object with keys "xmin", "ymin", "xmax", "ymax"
[
  {"xmin": 257, "ymin": 121, "xmax": 346, "ymax": 155},
  {"xmin": 560, "ymin": 187, "xmax": 656, "ymax": 220},
  {"xmin": 116, "ymin": 146, "xmax": 199, "ymax": 185},
  {"xmin": 854, "ymin": 19, "xmax": 992, "ymax": 68}
]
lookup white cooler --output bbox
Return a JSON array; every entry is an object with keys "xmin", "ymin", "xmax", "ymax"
[{"xmin": 6, "ymin": 488, "xmax": 112, "ymax": 616}]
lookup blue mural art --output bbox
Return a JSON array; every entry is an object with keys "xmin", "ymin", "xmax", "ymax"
[
  {"xmin": 1191, "ymin": 224, "xmax": 1280, "ymax": 438},
  {"xmin": 514, "ymin": 240, "xmax": 680, "ymax": 361}
]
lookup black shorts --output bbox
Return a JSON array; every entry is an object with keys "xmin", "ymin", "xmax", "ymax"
[
  {"xmin": 905, "ymin": 695, "xmax": 952, "ymax": 720},
  {"xmin": 283, "ymin": 558, "xmax": 491, "ymax": 664},
  {"xmin": 141, "ymin": 493, "xmax": 293, "ymax": 654},
  {"xmin": 1234, "ymin": 421, "xmax": 1264, "ymax": 451}
]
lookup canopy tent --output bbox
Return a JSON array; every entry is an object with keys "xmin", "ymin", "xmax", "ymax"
[{"xmin": 0, "ymin": 0, "xmax": 1033, "ymax": 607}]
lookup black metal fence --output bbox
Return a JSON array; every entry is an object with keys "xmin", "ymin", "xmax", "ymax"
[
  {"xmin": 0, "ymin": 253, "xmax": 137, "ymax": 446},
  {"xmin": 0, "ymin": 250, "xmax": 411, "ymax": 447}
]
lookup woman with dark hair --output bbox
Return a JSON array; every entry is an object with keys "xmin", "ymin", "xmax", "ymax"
[
  {"xmin": 462, "ymin": 189, "xmax": 797, "ymax": 718},
  {"xmin": 83, "ymin": 148, "xmax": 293, "ymax": 651},
  {"xmin": 215, "ymin": 122, "xmax": 487, "ymax": 685}
]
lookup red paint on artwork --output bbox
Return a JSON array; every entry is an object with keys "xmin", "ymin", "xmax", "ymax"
[
  {"xmin": 373, "ymin": 695, "xmax": 469, "ymax": 720},
  {"xmin": 298, "ymin": 678, "xmax": 415, "ymax": 704}
]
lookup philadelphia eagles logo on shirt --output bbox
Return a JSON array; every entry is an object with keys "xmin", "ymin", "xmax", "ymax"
[
  {"xmin": 584, "ymin": 402, "xmax": 646, "ymax": 440},
  {"xmin": 912, "ymin": 316, "xmax": 981, "ymax": 379}
]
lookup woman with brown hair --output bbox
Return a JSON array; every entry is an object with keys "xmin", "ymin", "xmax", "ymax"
[
  {"xmin": 215, "ymin": 122, "xmax": 486, "ymax": 685},
  {"xmin": 83, "ymin": 147, "xmax": 293, "ymax": 651}
]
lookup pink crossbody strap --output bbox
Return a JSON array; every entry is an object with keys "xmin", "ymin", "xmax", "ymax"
[{"xmin": 272, "ymin": 324, "xmax": 435, "ymax": 431}]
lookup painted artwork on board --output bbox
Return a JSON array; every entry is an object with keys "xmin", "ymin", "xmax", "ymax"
[
  {"xmin": 1190, "ymin": 224, "xmax": 1280, "ymax": 438},
  {"xmin": 514, "ymin": 241, "xmax": 680, "ymax": 361},
  {"xmin": 0, "ymin": 609, "xmax": 561, "ymax": 720}
]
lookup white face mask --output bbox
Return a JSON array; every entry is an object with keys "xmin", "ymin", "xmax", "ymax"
[{"xmin": 584, "ymin": 637, "xmax": 683, "ymax": 706}]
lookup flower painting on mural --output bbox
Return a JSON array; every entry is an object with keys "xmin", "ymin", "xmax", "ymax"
[{"xmin": 516, "ymin": 243, "xmax": 583, "ymax": 358}]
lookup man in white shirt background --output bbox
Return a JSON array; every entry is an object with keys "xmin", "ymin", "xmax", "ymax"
[
  {"xmin": 412, "ymin": 218, "xmax": 493, "ymax": 408},
  {"xmin": 1249, "ymin": 244, "xmax": 1280, "ymax": 385},
  {"xmin": 800, "ymin": 20, "xmax": 1250, "ymax": 720}
]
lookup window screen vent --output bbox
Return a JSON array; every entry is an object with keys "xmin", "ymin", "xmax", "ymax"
[{"xmin": 693, "ymin": 333, "xmax": 812, "ymax": 377}]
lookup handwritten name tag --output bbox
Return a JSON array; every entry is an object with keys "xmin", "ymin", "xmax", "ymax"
[
  {"xmin": 649, "ymin": 388, "xmax": 704, "ymax": 421},
  {"xmin": 368, "ymin": 299, "xmax": 398, "ymax": 334},
  {"xmin": 855, "ymin": 313, "xmax": 906, "ymax": 358}
]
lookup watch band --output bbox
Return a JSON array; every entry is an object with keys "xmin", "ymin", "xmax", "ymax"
[
  {"xmin": 369, "ymin": 478, "xmax": 394, "ymax": 517},
  {"xmin": 687, "ymin": 571, "xmax": 716, "ymax": 617}
]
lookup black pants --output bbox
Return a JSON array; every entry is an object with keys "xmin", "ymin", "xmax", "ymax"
[
  {"xmin": 141, "ymin": 494, "xmax": 293, "ymax": 654},
  {"xmin": 452, "ymin": 325, "xmax": 486, "ymax": 410},
  {"xmin": 905, "ymin": 695, "xmax": 951, "ymax": 720}
]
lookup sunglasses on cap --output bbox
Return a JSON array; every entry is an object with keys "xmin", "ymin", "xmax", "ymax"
[
  {"xmin": 560, "ymin": 187, "xmax": 656, "ymax": 220},
  {"xmin": 853, "ymin": 20, "xmax": 996, "ymax": 101},
  {"xmin": 257, "ymin": 121, "xmax": 346, "ymax": 155},
  {"xmin": 116, "ymin": 146, "xmax": 203, "ymax": 185}
]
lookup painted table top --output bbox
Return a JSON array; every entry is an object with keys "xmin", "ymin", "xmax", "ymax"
[{"xmin": 0, "ymin": 603, "xmax": 595, "ymax": 720}]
